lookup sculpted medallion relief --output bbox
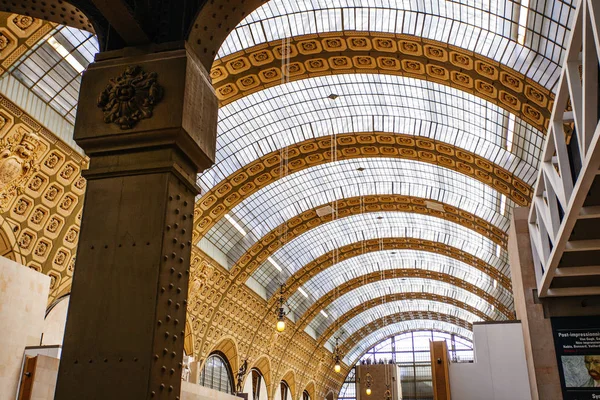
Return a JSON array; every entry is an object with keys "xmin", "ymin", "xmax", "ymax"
[{"xmin": 97, "ymin": 66, "xmax": 164, "ymax": 129}]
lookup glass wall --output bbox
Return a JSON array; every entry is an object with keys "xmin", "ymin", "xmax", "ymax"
[
  {"xmin": 199, "ymin": 353, "xmax": 234, "ymax": 394},
  {"xmin": 338, "ymin": 330, "xmax": 473, "ymax": 400}
]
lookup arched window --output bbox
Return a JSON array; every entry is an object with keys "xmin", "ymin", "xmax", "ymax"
[
  {"xmin": 280, "ymin": 381, "xmax": 291, "ymax": 400},
  {"xmin": 303, "ymin": 390, "xmax": 311, "ymax": 400},
  {"xmin": 252, "ymin": 369, "xmax": 264, "ymax": 400},
  {"xmin": 199, "ymin": 352, "xmax": 234, "ymax": 394}
]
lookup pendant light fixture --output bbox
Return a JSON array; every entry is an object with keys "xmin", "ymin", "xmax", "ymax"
[
  {"xmin": 275, "ymin": 284, "xmax": 291, "ymax": 332},
  {"xmin": 333, "ymin": 337, "xmax": 342, "ymax": 373}
]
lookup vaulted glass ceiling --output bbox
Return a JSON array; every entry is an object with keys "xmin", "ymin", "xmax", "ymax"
[
  {"xmin": 286, "ymin": 249, "xmax": 513, "ymax": 316},
  {"xmin": 304, "ymin": 276, "xmax": 505, "ymax": 342},
  {"xmin": 217, "ymin": 0, "xmax": 576, "ymax": 89},
  {"xmin": 198, "ymin": 0, "xmax": 578, "ymax": 358},
  {"xmin": 205, "ymin": 157, "xmax": 511, "ymax": 263},
  {"xmin": 251, "ymin": 212, "xmax": 508, "ymax": 295},
  {"xmin": 327, "ymin": 299, "xmax": 482, "ymax": 342},
  {"xmin": 199, "ymin": 74, "xmax": 543, "ymax": 194},
  {"xmin": 6, "ymin": 0, "xmax": 576, "ymax": 369},
  {"xmin": 344, "ymin": 320, "xmax": 473, "ymax": 364},
  {"xmin": 9, "ymin": 24, "xmax": 98, "ymax": 124}
]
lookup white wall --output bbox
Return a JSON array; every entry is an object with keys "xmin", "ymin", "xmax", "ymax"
[
  {"xmin": 0, "ymin": 258, "xmax": 50, "ymax": 400},
  {"xmin": 449, "ymin": 322, "xmax": 532, "ymax": 400},
  {"xmin": 41, "ymin": 296, "xmax": 70, "ymax": 346},
  {"xmin": 182, "ymin": 381, "xmax": 245, "ymax": 400},
  {"xmin": 242, "ymin": 372, "xmax": 269, "ymax": 400}
]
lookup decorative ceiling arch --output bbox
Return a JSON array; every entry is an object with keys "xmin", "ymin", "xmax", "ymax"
[
  {"xmin": 207, "ymin": 336, "xmax": 240, "ymax": 374},
  {"xmin": 250, "ymin": 355, "xmax": 273, "ymax": 394},
  {"xmin": 211, "ymin": 32, "xmax": 552, "ymax": 132},
  {"xmin": 338, "ymin": 312, "xmax": 472, "ymax": 357},
  {"xmin": 280, "ymin": 369, "xmax": 297, "ymax": 400},
  {"xmin": 193, "ymin": 132, "xmax": 532, "ymax": 243},
  {"xmin": 0, "ymin": 3, "xmax": 94, "ymax": 32},
  {"xmin": 295, "ymin": 269, "xmax": 513, "ymax": 330},
  {"xmin": 191, "ymin": 0, "xmax": 576, "ymax": 83},
  {"xmin": 228, "ymin": 205, "xmax": 507, "ymax": 288},
  {"xmin": 316, "ymin": 293, "xmax": 491, "ymax": 347},
  {"xmin": 283, "ymin": 250, "xmax": 513, "ymax": 326},
  {"xmin": 322, "ymin": 300, "xmax": 481, "ymax": 346},
  {"xmin": 280, "ymin": 239, "xmax": 511, "ymax": 300}
]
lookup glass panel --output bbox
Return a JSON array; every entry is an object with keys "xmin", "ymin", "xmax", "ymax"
[
  {"xmin": 202, "ymin": 74, "xmax": 543, "ymax": 195},
  {"xmin": 248, "ymin": 212, "xmax": 508, "ymax": 297},
  {"xmin": 346, "ymin": 321, "xmax": 473, "ymax": 364},
  {"xmin": 320, "ymin": 298, "xmax": 483, "ymax": 343},
  {"xmin": 199, "ymin": 354, "xmax": 234, "ymax": 394},
  {"xmin": 206, "ymin": 157, "xmax": 514, "ymax": 265},
  {"xmin": 9, "ymin": 25, "xmax": 99, "ymax": 124}
]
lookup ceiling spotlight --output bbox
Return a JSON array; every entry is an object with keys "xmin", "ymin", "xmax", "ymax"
[
  {"xmin": 377, "ymin": 216, "xmax": 384, "ymax": 220},
  {"xmin": 356, "ymin": 167, "xmax": 366, "ymax": 172},
  {"xmin": 328, "ymin": 94, "xmax": 339, "ymax": 100}
]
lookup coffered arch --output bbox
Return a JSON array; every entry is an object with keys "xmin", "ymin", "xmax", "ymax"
[
  {"xmin": 211, "ymin": 32, "xmax": 552, "ymax": 133},
  {"xmin": 194, "ymin": 133, "xmax": 533, "ymax": 251},
  {"xmin": 316, "ymin": 293, "xmax": 491, "ymax": 348},
  {"xmin": 284, "ymin": 250, "xmax": 513, "ymax": 323},
  {"xmin": 281, "ymin": 239, "xmax": 511, "ymax": 302},
  {"xmin": 225, "ymin": 192, "xmax": 508, "ymax": 279},
  {"xmin": 206, "ymin": 157, "xmax": 513, "ymax": 264},
  {"xmin": 237, "ymin": 211, "xmax": 507, "ymax": 295},
  {"xmin": 191, "ymin": 0, "xmax": 575, "ymax": 85},
  {"xmin": 295, "ymin": 270, "xmax": 513, "ymax": 330}
]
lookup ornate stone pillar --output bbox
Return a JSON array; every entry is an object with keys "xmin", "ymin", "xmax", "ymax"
[{"xmin": 54, "ymin": 44, "xmax": 217, "ymax": 399}]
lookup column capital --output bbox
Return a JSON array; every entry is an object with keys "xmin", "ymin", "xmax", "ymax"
[{"xmin": 74, "ymin": 43, "xmax": 217, "ymax": 187}]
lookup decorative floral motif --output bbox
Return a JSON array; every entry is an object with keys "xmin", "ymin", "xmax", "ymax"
[
  {"xmin": 13, "ymin": 15, "xmax": 35, "ymax": 30},
  {"xmin": 0, "ymin": 33, "xmax": 10, "ymax": 50},
  {"xmin": 97, "ymin": 66, "xmax": 164, "ymax": 130}
]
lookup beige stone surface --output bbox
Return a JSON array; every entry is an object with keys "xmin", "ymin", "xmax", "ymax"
[
  {"xmin": 41, "ymin": 296, "xmax": 69, "ymax": 346},
  {"xmin": 181, "ymin": 381, "xmax": 242, "ymax": 400},
  {"xmin": 30, "ymin": 355, "xmax": 60, "ymax": 400},
  {"xmin": 0, "ymin": 258, "xmax": 49, "ymax": 400},
  {"xmin": 509, "ymin": 207, "xmax": 561, "ymax": 400}
]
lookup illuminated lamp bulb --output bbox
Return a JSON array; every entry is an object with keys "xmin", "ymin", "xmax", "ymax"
[
  {"xmin": 366, "ymin": 388, "xmax": 372, "ymax": 396},
  {"xmin": 276, "ymin": 318, "xmax": 286, "ymax": 332},
  {"xmin": 334, "ymin": 363, "xmax": 341, "ymax": 373}
]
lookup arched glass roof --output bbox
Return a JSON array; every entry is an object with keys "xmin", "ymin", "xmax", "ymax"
[
  {"xmin": 217, "ymin": 0, "xmax": 576, "ymax": 89},
  {"xmin": 302, "ymin": 277, "xmax": 505, "ymax": 337},
  {"xmin": 344, "ymin": 320, "xmax": 473, "ymax": 364},
  {"xmin": 8, "ymin": 24, "xmax": 98, "ymax": 123},
  {"xmin": 205, "ymin": 157, "xmax": 510, "ymax": 260},
  {"xmin": 199, "ymin": 74, "xmax": 542, "ymax": 193},
  {"xmin": 327, "ymin": 299, "xmax": 483, "ymax": 343},
  {"xmin": 286, "ymin": 249, "xmax": 513, "ymax": 314},
  {"xmin": 251, "ymin": 212, "xmax": 507, "ymax": 294}
]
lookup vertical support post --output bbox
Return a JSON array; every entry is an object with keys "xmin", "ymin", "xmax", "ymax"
[
  {"xmin": 429, "ymin": 341, "xmax": 451, "ymax": 400},
  {"xmin": 54, "ymin": 44, "xmax": 217, "ymax": 399},
  {"xmin": 509, "ymin": 207, "xmax": 562, "ymax": 400}
]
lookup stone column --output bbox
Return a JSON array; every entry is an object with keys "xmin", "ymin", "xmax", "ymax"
[
  {"xmin": 54, "ymin": 44, "xmax": 217, "ymax": 399},
  {"xmin": 508, "ymin": 207, "xmax": 561, "ymax": 400}
]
